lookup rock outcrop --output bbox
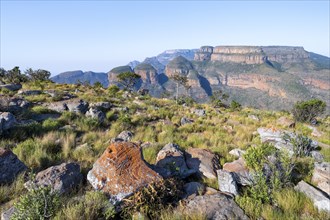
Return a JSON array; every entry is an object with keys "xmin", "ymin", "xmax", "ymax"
[
  {"xmin": 294, "ymin": 180, "xmax": 330, "ymax": 213},
  {"xmin": 185, "ymin": 148, "xmax": 220, "ymax": 179},
  {"xmin": 107, "ymin": 65, "xmax": 133, "ymax": 86},
  {"xmin": 25, "ymin": 162, "xmax": 83, "ymax": 194},
  {"xmin": 217, "ymin": 169, "xmax": 239, "ymax": 196},
  {"xmin": 0, "ymin": 84, "xmax": 22, "ymax": 91},
  {"xmin": 165, "ymin": 56, "xmax": 193, "ymax": 77},
  {"xmin": 0, "ymin": 148, "xmax": 27, "ymax": 184},
  {"xmin": 0, "ymin": 112, "xmax": 17, "ymax": 131},
  {"xmin": 134, "ymin": 63, "xmax": 158, "ymax": 84},
  {"xmin": 312, "ymin": 162, "xmax": 330, "ymax": 196},
  {"xmin": 85, "ymin": 107, "xmax": 105, "ymax": 123},
  {"xmin": 180, "ymin": 193, "xmax": 249, "ymax": 219},
  {"xmin": 155, "ymin": 143, "xmax": 195, "ymax": 178},
  {"xmin": 87, "ymin": 142, "xmax": 162, "ymax": 204},
  {"xmin": 223, "ymin": 158, "xmax": 252, "ymax": 186}
]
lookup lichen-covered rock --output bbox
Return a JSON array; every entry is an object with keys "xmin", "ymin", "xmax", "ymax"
[
  {"xmin": 87, "ymin": 142, "xmax": 162, "ymax": 204},
  {"xmin": 85, "ymin": 107, "xmax": 105, "ymax": 123},
  {"xmin": 180, "ymin": 117, "xmax": 193, "ymax": 126},
  {"xmin": 25, "ymin": 162, "xmax": 82, "ymax": 194},
  {"xmin": 0, "ymin": 148, "xmax": 27, "ymax": 184},
  {"xmin": 294, "ymin": 180, "xmax": 330, "ymax": 213},
  {"xmin": 66, "ymin": 99, "xmax": 89, "ymax": 114},
  {"xmin": 180, "ymin": 193, "xmax": 249, "ymax": 220},
  {"xmin": 223, "ymin": 158, "xmax": 252, "ymax": 186},
  {"xmin": 185, "ymin": 148, "xmax": 220, "ymax": 179},
  {"xmin": 155, "ymin": 143, "xmax": 195, "ymax": 178},
  {"xmin": 217, "ymin": 170, "xmax": 239, "ymax": 196},
  {"xmin": 312, "ymin": 162, "xmax": 330, "ymax": 196},
  {"xmin": 43, "ymin": 102, "xmax": 69, "ymax": 112},
  {"xmin": 0, "ymin": 112, "xmax": 17, "ymax": 130}
]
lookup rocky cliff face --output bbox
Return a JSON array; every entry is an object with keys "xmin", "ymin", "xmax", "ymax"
[
  {"xmin": 194, "ymin": 46, "xmax": 309, "ymax": 65},
  {"xmin": 134, "ymin": 63, "xmax": 158, "ymax": 84}
]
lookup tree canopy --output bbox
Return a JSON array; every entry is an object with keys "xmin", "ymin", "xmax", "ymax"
[{"xmin": 117, "ymin": 72, "xmax": 141, "ymax": 91}]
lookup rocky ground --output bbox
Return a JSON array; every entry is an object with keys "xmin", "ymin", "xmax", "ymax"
[{"xmin": 0, "ymin": 81, "xmax": 329, "ymax": 219}]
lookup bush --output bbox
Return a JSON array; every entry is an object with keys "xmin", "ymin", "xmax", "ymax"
[
  {"xmin": 230, "ymin": 100, "xmax": 242, "ymax": 110},
  {"xmin": 292, "ymin": 99, "xmax": 326, "ymax": 123},
  {"xmin": 12, "ymin": 186, "xmax": 60, "ymax": 220},
  {"xmin": 121, "ymin": 178, "xmax": 184, "ymax": 219},
  {"xmin": 283, "ymin": 133, "xmax": 316, "ymax": 157}
]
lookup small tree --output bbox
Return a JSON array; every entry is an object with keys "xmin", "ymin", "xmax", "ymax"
[
  {"xmin": 5, "ymin": 66, "xmax": 28, "ymax": 84},
  {"xmin": 210, "ymin": 90, "xmax": 229, "ymax": 108},
  {"xmin": 170, "ymin": 74, "xmax": 190, "ymax": 103},
  {"xmin": 292, "ymin": 99, "xmax": 326, "ymax": 123},
  {"xmin": 117, "ymin": 72, "xmax": 141, "ymax": 91},
  {"xmin": 25, "ymin": 68, "xmax": 51, "ymax": 82}
]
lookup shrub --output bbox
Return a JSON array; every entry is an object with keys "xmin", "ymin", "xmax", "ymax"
[
  {"xmin": 42, "ymin": 119, "xmax": 63, "ymax": 131},
  {"xmin": 230, "ymin": 100, "xmax": 242, "ymax": 110},
  {"xmin": 283, "ymin": 133, "xmax": 316, "ymax": 157},
  {"xmin": 107, "ymin": 85, "xmax": 120, "ymax": 96},
  {"xmin": 121, "ymin": 178, "xmax": 184, "ymax": 219},
  {"xmin": 292, "ymin": 99, "xmax": 326, "ymax": 123},
  {"xmin": 12, "ymin": 186, "xmax": 60, "ymax": 220}
]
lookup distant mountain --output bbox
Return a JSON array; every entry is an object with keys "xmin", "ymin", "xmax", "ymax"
[
  {"xmin": 108, "ymin": 45, "xmax": 330, "ymax": 111},
  {"xmin": 51, "ymin": 71, "xmax": 108, "ymax": 87}
]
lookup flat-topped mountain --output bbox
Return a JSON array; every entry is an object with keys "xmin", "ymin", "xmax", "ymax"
[{"xmin": 51, "ymin": 70, "xmax": 108, "ymax": 87}]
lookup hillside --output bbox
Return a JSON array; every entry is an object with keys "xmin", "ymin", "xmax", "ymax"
[
  {"xmin": 0, "ymin": 82, "xmax": 330, "ymax": 219},
  {"xmin": 51, "ymin": 70, "xmax": 108, "ymax": 87}
]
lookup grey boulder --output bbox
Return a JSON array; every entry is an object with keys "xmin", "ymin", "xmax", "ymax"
[
  {"xmin": 217, "ymin": 169, "xmax": 239, "ymax": 196},
  {"xmin": 0, "ymin": 148, "xmax": 27, "ymax": 184}
]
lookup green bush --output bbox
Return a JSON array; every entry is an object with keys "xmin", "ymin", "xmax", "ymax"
[
  {"xmin": 230, "ymin": 100, "xmax": 242, "ymax": 110},
  {"xmin": 283, "ymin": 133, "xmax": 316, "ymax": 157},
  {"xmin": 292, "ymin": 99, "xmax": 326, "ymax": 123},
  {"xmin": 12, "ymin": 186, "xmax": 60, "ymax": 220},
  {"xmin": 42, "ymin": 119, "xmax": 63, "ymax": 131}
]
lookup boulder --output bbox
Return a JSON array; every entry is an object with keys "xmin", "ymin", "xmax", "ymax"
[
  {"xmin": 183, "ymin": 182, "xmax": 205, "ymax": 198},
  {"xmin": 277, "ymin": 116, "xmax": 295, "ymax": 128},
  {"xmin": 156, "ymin": 143, "xmax": 195, "ymax": 178},
  {"xmin": 1, "ymin": 206, "xmax": 16, "ymax": 220},
  {"xmin": 87, "ymin": 142, "xmax": 162, "ymax": 204},
  {"xmin": 248, "ymin": 114, "xmax": 259, "ymax": 121},
  {"xmin": 111, "ymin": 130, "xmax": 134, "ymax": 143},
  {"xmin": 217, "ymin": 170, "xmax": 239, "ymax": 196},
  {"xmin": 185, "ymin": 148, "xmax": 220, "ymax": 179},
  {"xmin": 312, "ymin": 162, "xmax": 330, "ymax": 196},
  {"xmin": 17, "ymin": 90, "xmax": 42, "ymax": 96},
  {"xmin": 24, "ymin": 162, "xmax": 82, "ymax": 194},
  {"xmin": 66, "ymin": 100, "xmax": 89, "ymax": 114},
  {"xmin": 85, "ymin": 107, "xmax": 105, "ymax": 123},
  {"xmin": 294, "ymin": 180, "xmax": 330, "ymax": 213},
  {"xmin": 0, "ymin": 84, "xmax": 22, "ymax": 91},
  {"xmin": 229, "ymin": 149, "xmax": 246, "ymax": 157},
  {"xmin": 194, "ymin": 109, "xmax": 206, "ymax": 117},
  {"xmin": 0, "ymin": 112, "xmax": 17, "ymax": 130},
  {"xmin": 180, "ymin": 117, "xmax": 193, "ymax": 126},
  {"xmin": 180, "ymin": 193, "xmax": 249, "ymax": 220},
  {"xmin": 0, "ymin": 148, "xmax": 27, "ymax": 184},
  {"xmin": 311, "ymin": 151, "xmax": 324, "ymax": 162},
  {"xmin": 89, "ymin": 102, "xmax": 112, "ymax": 110},
  {"xmin": 308, "ymin": 126, "xmax": 323, "ymax": 137},
  {"xmin": 223, "ymin": 158, "xmax": 252, "ymax": 186},
  {"xmin": 43, "ymin": 102, "xmax": 68, "ymax": 113}
]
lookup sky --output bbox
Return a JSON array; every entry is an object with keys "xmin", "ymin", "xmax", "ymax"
[{"xmin": 1, "ymin": 1, "xmax": 329, "ymax": 76}]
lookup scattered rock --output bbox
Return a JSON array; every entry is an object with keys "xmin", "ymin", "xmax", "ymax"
[
  {"xmin": 0, "ymin": 84, "xmax": 22, "ymax": 91},
  {"xmin": 194, "ymin": 109, "xmax": 206, "ymax": 117},
  {"xmin": 183, "ymin": 182, "xmax": 205, "ymax": 198},
  {"xmin": 43, "ymin": 102, "xmax": 69, "ymax": 113},
  {"xmin": 0, "ymin": 148, "xmax": 27, "ymax": 184},
  {"xmin": 294, "ymin": 180, "xmax": 330, "ymax": 213},
  {"xmin": 312, "ymin": 162, "xmax": 330, "ymax": 196},
  {"xmin": 217, "ymin": 170, "xmax": 239, "ymax": 196},
  {"xmin": 0, "ymin": 112, "xmax": 17, "ymax": 130},
  {"xmin": 25, "ymin": 162, "xmax": 83, "ymax": 194},
  {"xmin": 112, "ymin": 106, "xmax": 129, "ymax": 112},
  {"xmin": 205, "ymin": 187, "xmax": 219, "ymax": 195},
  {"xmin": 87, "ymin": 142, "xmax": 162, "ymax": 204},
  {"xmin": 90, "ymin": 102, "xmax": 112, "ymax": 110},
  {"xmin": 180, "ymin": 193, "xmax": 249, "ymax": 220},
  {"xmin": 223, "ymin": 158, "xmax": 252, "ymax": 186},
  {"xmin": 156, "ymin": 143, "xmax": 195, "ymax": 178},
  {"xmin": 310, "ymin": 151, "xmax": 324, "ymax": 162},
  {"xmin": 229, "ymin": 149, "xmax": 246, "ymax": 157},
  {"xmin": 66, "ymin": 99, "xmax": 89, "ymax": 114},
  {"xmin": 248, "ymin": 114, "xmax": 259, "ymax": 121},
  {"xmin": 111, "ymin": 130, "xmax": 134, "ymax": 143},
  {"xmin": 85, "ymin": 107, "xmax": 105, "ymax": 123},
  {"xmin": 277, "ymin": 116, "xmax": 295, "ymax": 128},
  {"xmin": 18, "ymin": 89, "xmax": 42, "ymax": 96},
  {"xmin": 308, "ymin": 126, "xmax": 323, "ymax": 137},
  {"xmin": 185, "ymin": 148, "xmax": 220, "ymax": 179},
  {"xmin": 180, "ymin": 117, "xmax": 193, "ymax": 126},
  {"xmin": 1, "ymin": 206, "xmax": 16, "ymax": 220}
]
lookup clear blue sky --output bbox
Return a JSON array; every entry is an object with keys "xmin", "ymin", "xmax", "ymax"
[{"xmin": 1, "ymin": 1, "xmax": 329, "ymax": 75}]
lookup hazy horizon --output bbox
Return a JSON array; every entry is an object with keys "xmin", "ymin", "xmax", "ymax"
[{"xmin": 1, "ymin": 1, "xmax": 329, "ymax": 76}]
